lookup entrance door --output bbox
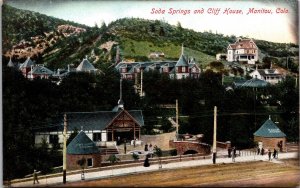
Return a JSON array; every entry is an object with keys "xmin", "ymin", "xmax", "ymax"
[{"xmin": 115, "ymin": 131, "xmax": 134, "ymax": 145}]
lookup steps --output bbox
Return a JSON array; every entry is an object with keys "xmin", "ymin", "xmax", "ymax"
[{"xmin": 100, "ymin": 147, "xmax": 119, "ymax": 155}]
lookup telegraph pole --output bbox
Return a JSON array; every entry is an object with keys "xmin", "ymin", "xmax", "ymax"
[
  {"xmin": 63, "ymin": 113, "xmax": 67, "ymax": 184},
  {"xmin": 140, "ymin": 69, "xmax": 143, "ymax": 97},
  {"xmin": 212, "ymin": 106, "xmax": 217, "ymax": 164},
  {"xmin": 176, "ymin": 99, "xmax": 179, "ymax": 140}
]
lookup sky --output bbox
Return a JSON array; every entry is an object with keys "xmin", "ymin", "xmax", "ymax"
[{"xmin": 4, "ymin": 0, "xmax": 299, "ymax": 44}]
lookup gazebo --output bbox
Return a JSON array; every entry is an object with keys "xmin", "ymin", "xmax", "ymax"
[
  {"xmin": 254, "ymin": 116, "xmax": 286, "ymax": 152},
  {"xmin": 67, "ymin": 131, "xmax": 101, "ymax": 170}
]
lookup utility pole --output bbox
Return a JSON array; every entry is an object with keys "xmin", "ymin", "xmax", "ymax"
[
  {"xmin": 176, "ymin": 99, "xmax": 179, "ymax": 140},
  {"xmin": 63, "ymin": 113, "xmax": 67, "ymax": 184},
  {"xmin": 212, "ymin": 106, "xmax": 217, "ymax": 164},
  {"xmin": 140, "ymin": 69, "xmax": 143, "ymax": 97}
]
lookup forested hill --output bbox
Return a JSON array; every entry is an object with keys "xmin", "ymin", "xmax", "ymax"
[
  {"xmin": 2, "ymin": 4, "xmax": 88, "ymax": 52},
  {"xmin": 107, "ymin": 18, "xmax": 298, "ymax": 58},
  {"xmin": 2, "ymin": 5, "xmax": 299, "ymax": 69}
]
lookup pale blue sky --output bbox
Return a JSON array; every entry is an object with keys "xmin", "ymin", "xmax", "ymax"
[{"xmin": 5, "ymin": 0, "xmax": 298, "ymax": 43}]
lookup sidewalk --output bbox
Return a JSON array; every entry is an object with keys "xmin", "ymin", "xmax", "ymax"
[{"xmin": 10, "ymin": 152, "xmax": 298, "ymax": 187}]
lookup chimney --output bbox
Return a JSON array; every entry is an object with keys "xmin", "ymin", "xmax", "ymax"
[
  {"xmin": 57, "ymin": 69, "xmax": 60, "ymax": 75},
  {"xmin": 68, "ymin": 64, "xmax": 70, "ymax": 72}
]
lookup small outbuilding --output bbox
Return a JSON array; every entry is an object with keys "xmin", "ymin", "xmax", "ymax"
[
  {"xmin": 67, "ymin": 131, "xmax": 101, "ymax": 170},
  {"xmin": 254, "ymin": 116, "xmax": 286, "ymax": 152}
]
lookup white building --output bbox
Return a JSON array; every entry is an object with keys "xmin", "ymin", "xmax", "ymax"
[
  {"xmin": 249, "ymin": 67, "xmax": 284, "ymax": 85},
  {"xmin": 227, "ymin": 38, "xmax": 259, "ymax": 64}
]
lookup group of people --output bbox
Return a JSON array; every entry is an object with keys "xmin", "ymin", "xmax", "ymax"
[
  {"xmin": 228, "ymin": 146, "xmax": 237, "ymax": 162},
  {"xmin": 144, "ymin": 143, "xmax": 159, "ymax": 167},
  {"xmin": 257, "ymin": 147, "xmax": 279, "ymax": 160},
  {"xmin": 267, "ymin": 148, "xmax": 278, "ymax": 161},
  {"xmin": 144, "ymin": 143, "xmax": 154, "ymax": 152}
]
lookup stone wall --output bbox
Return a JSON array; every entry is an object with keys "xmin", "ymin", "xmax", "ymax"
[
  {"xmin": 169, "ymin": 140, "xmax": 211, "ymax": 155},
  {"xmin": 67, "ymin": 153, "xmax": 101, "ymax": 170}
]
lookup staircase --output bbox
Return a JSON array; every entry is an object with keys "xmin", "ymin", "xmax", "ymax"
[{"xmin": 100, "ymin": 147, "xmax": 119, "ymax": 155}]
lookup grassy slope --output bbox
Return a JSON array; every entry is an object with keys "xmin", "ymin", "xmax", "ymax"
[{"xmin": 121, "ymin": 37, "xmax": 214, "ymax": 66}]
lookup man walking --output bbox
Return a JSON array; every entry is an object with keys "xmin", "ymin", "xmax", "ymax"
[
  {"xmin": 268, "ymin": 149, "xmax": 272, "ymax": 161},
  {"xmin": 33, "ymin": 170, "xmax": 39, "ymax": 184}
]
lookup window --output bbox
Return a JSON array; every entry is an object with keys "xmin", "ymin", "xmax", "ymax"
[
  {"xmin": 49, "ymin": 135, "xmax": 58, "ymax": 145},
  {"xmin": 87, "ymin": 158, "xmax": 93, "ymax": 167},
  {"xmin": 121, "ymin": 68, "xmax": 126, "ymax": 73},
  {"xmin": 252, "ymin": 56, "xmax": 254, "ymax": 59},
  {"xmin": 182, "ymin": 67, "xmax": 186, "ymax": 72},
  {"xmin": 93, "ymin": 133, "xmax": 102, "ymax": 142}
]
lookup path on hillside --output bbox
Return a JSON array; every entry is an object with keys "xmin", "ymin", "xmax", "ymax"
[{"xmin": 10, "ymin": 152, "xmax": 298, "ymax": 187}]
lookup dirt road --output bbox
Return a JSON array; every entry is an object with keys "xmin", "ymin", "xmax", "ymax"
[{"xmin": 63, "ymin": 159, "xmax": 300, "ymax": 187}]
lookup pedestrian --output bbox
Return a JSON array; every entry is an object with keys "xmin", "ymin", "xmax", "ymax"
[
  {"xmin": 144, "ymin": 143, "xmax": 148, "ymax": 151},
  {"xmin": 143, "ymin": 154, "xmax": 150, "ymax": 167},
  {"xmin": 231, "ymin": 150, "xmax": 235, "ymax": 162},
  {"xmin": 233, "ymin": 147, "xmax": 237, "ymax": 157},
  {"xmin": 149, "ymin": 143, "xmax": 153, "ymax": 152},
  {"xmin": 124, "ymin": 141, "xmax": 127, "ymax": 154},
  {"xmin": 268, "ymin": 149, "xmax": 272, "ymax": 161},
  {"xmin": 273, "ymin": 149, "xmax": 277, "ymax": 159},
  {"xmin": 257, "ymin": 147, "xmax": 260, "ymax": 155},
  {"xmin": 33, "ymin": 170, "xmax": 39, "ymax": 184},
  {"xmin": 228, "ymin": 147, "xmax": 232, "ymax": 158},
  {"xmin": 261, "ymin": 148, "xmax": 265, "ymax": 155}
]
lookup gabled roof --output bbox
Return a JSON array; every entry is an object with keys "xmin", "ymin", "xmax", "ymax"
[
  {"xmin": 254, "ymin": 118, "xmax": 286, "ymax": 138},
  {"xmin": 76, "ymin": 58, "xmax": 97, "ymax": 72},
  {"xmin": 19, "ymin": 57, "xmax": 35, "ymax": 69},
  {"xmin": 161, "ymin": 62, "xmax": 175, "ymax": 68},
  {"xmin": 28, "ymin": 66, "xmax": 54, "ymax": 75},
  {"xmin": 175, "ymin": 54, "xmax": 189, "ymax": 67},
  {"xmin": 228, "ymin": 38, "xmax": 258, "ymax": 50},
  {"xmin": 67, "ymin": 131, "xmax": 100, "ymax": 154},
  {"xmin": 257, "ymin": 69, "xmax": 282, "ymax": 77},
  {"xmin": 236, "ymin": 78, "xmax": 268, "ymax": 88},
  {"xmin": 46, "ymin": 110, "xmax": 144, "ymax": 133}
]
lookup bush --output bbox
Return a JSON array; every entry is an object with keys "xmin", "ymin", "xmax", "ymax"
[
  {"xmin": 170, "ymin": 149, "xmax": 177, "ymax": 156},
  {"xmin": 107, "ymin": 154, "xmax": 120, "ymax": 163},
  {"xmin": 132, "ymin": 153, "xmax": 139, "ymax": 161}
]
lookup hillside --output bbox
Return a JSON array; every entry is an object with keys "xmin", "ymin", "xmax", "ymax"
[
  {"xmin": 2, "ymin": 4, "xmax": 88, "ymax": 52},
  {"xmin": 2, "ymin": 5, "xmax": 299, "ymax": 70}
]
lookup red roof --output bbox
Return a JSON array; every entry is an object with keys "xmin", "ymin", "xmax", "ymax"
[{"xmin": 228, "ymin": 39, "xmax": 257, "ymax": 50}]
